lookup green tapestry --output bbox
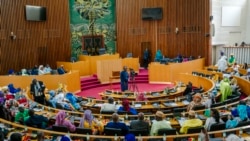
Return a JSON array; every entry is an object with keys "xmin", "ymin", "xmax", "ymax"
[{"xmin": 69, "ymin": 0, "xmax": 116, "ymax": 58}]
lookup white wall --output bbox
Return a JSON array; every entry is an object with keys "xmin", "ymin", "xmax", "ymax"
[
  {"xmin": 212, "ymin": 0, "xmax": 248, "ymax": 46},
  {"xmin": 245, "ymin": 0, "xmax": 250, "ymax": 43},
  {"xmin": 211, "ymin": 0, "xmax": 250, "ymax": 65}
]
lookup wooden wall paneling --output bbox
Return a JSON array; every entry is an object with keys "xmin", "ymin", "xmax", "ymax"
[{"xmin": 0, "ymin": 0, "xmax": 71, "ymax": 74}]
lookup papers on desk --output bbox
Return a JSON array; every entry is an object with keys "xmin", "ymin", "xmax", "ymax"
[
  {"xmin": 178, "ymin": 118, "xmax": 186, "ymax": 127},
  {"xmin": 93, "ymin": 103, "xmax": 103, "ymax": 107},
  {"xmin": 163, "ymin": 102, "xmax": 177, "ymax": 107},
  {"xmin": 33, "ymin": 108, "xmax": 42, "ymax": 112},
  {"xmin": 152, "ymin": 103, "xmax": 160, "ymax": 108},
  {"xmin": 151, "ymin": 92, "xmax": 159, "ymax": 96},
  {"xmin": 134, "ymin": 104, "xmax": 142, "ymax": 108},
  {"xmin": 182, "ymin": 100, "xmax": 190, "ymax": 105}
]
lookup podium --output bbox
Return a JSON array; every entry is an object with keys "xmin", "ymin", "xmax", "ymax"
[{"xmin": 109, "ymin": 71, "xmax": 120, "ymax": 89}]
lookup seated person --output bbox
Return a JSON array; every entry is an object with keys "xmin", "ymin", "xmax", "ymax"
[
  {"xmin": 38, "ymin": 65, "xmax": 46, "ymax": 75},
  {"xmin": 183, "ymin": 82, "xmax": 193, "ymax": 96},
  {"xmin": 202, "ymin": 92, "xmax": 215, "ymax": 109},
  {"xmin": 7, "ymin": 83, "xmax": 21, "ymax": 94},
  {"xmin": 100, "ymin": 97, "xmax": 116, "ymax": 112},
  {"xmin": 228, "ymin": 53, "xmax": 236, "ymax": 66},
  {"xmin": 55, "ymin": 110, "xmax": 76, "ymax": 132},
  {"xmin": 15, "ymin": 106, "xmax": 29, "ymax": 124},
  {"xmin": 8, "ymin": 132, "xmax": 22, "ymax": 141},
  {"xmin": 105, "ymin": 113, "xmax": 129, "ymax": 135},
  {"xmin": 220, "ymin": 77, "xmax": 232, "ymax": 102},
  {"xmin": 154, "ymin": 49, "xmax": 163, "ymax": 62},
  {"xmin": 204, "ymin": 109, "xmax": 224, "ymax": 131},
  {"xmin": 187, "ymin": 93, "xmax": 203, "ymax": 111},
  {"xmin": 65, "ymin": 93, "xmax": 80, "ymax": 110},
  {"xmin": 130, "ymin": 112, "xmax": 150, "ymax": 133},
  {"xmin": 0, "ymin": 91, "xmax": 5, "ymax": 105},
  {"xmin": 231, "ymin": 62, "xmax": 240, "ymax": 72},
  {"xmin": 232, "ymin": 100, "xmax": 249, "ymax": 121},
  {"xmin": 57, "ymin": 65, "xmax": 67, "ymax": 75},
  {"xmin": 226, "ymin": 114, "xmax": 240, "ymax": 129},
  {"xmin": 179, "ymin": 110, "xmax": 202, "ymax": 134},
  {"xmin": 118, "ymin": 99, "xmax": 138, "ymax": 115},
  {"xmin": 150, "ymin": 111, "xmax": 172, "ymax": 136},
  {"xmin": 136, "ymin": 92, "xmax": 147, "ymax": 101},
  {"xmin": 79, "ymin": 109, "xmax": 103, "ymax": 135},
  {"xmin": 25, "ymin": 109, "xmax": 48, "ymax": 129}
]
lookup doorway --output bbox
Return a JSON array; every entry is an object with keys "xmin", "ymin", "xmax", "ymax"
[{"xmin": 140, "ymin": 42, "xmax": 152, "ymax": 68}]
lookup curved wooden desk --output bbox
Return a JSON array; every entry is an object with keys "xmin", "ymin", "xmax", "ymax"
[
  {"xmin": 99, "ymin": 87, "xmax": 185, "ymax": 101},
  {"xmin": 0, "ymin": 117, "xmax": 249, "ymax": 141},
  {"xmin": 149, "ymin": 58, "xmax": 205, "ymax": 83},
  {"xmin": 57, "ymin": 61, "xmax": 90, "ymax": 76},
  {"xmin": 0, "ymin": 71, "xmax": 81, "ymax": 92}
]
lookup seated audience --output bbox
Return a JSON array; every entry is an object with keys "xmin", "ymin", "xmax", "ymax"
[
  {"xmin": 65, "ymin": 93, "xmax": 80, "ymax": 110},
  {"xmin": 150, "ymin": 111, "xmax": 172, "ymax": 136},
  {"xmin": 105, "ymin": 113, "xmax": 129, "ymax": 135},
  {"xmin": 79, "ymin": 109, "xmax": 103, "ymax": 134},
  {"xmin": 233, "ymin": 100, "xmax": 249, "ymax": 121},
  {"xmin": 154, "ymin": 49, "xmax": 163, "ymax": 62},
  {"xmin": 57, "ymin": 65, "xmax": 67, "ymax": 75},
  {"xmin": 44, "ymin": 64, "xmax": 52, "ymax": 74},
  {"xmin": 226, "ymin": 115, "xmax": 240, "ymax": 129},
  {"xmin": 228, "ymin": 53, "xmax": 236, "ymax": 66},
  {"xmin": 9, "ymin": 132, "xmax": 22, "ymax": 141},
  {"xmin": 21, "ymin": 69, "xmax": 29, "ymax": 76},
  {"xmin": 100, "ymin": 97, "xmax": 116, "ymax": 112},
  {"xmin": 118, "ymin": 99, "xmax": 138, "ymax": 115},
  {"xmin": 179, "ymin": 110, "xmax": 202, "ymax": 134},
  {"xmin": 130, "ymin": 112, "xmax": 150, "ymax": 132},
  {"xmin": 136, "ymin": 92, "xmax": 147, "ymax": 101},
  {"xmin": 8, "ymin": 83, "xmax": 21, "ymax": 94},
  {"xmin": 55, "ymin": 110, "xmax": 76, "ymax": 132},
  {"xmin": 15, "ymin": 106, "xmax": 29, "ymax": 124},
  {"xmin": 231, "ymin": 62, "xmax": 240, "ymax": 72},
  {"xmin": 204, "ymin": 109, "xmax": 224, "ymax": 131},
  {"xmin": 220, "ymin": 77, "xmax": 232, "ymax": 102},
  {"xmin": 216, "ymin": 56, "xmax": 228, "ymax": 72},
  {"xmin": 25, "ymin": 109, "xmax": 48, "ymax": 129},
  {"xmin": 38, "ymin": 65, "xmax": 46, "ymax": 75},
  {"xmin": 187, "ymin": 93, "xmax": 203, "ymax": 111},
  {"xmin": 183, "ymin": 82, "xmax": 193, "ymax": 96},
  {"xmin": 202, "ymin": 92, "xmax": 215, "ymax": 109},
  {"xmin": 31, "ymin": 65, "xmax": 39, "ymax": 75}
]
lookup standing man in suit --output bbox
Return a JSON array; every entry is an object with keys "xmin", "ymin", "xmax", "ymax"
[
  {"xmin": 120, "ymin": 66, "xmax": 129, "ymax": 92},
  {"xmin": 30, "ymin": 79, "xmax": 46, "ymax": 104},
  {"xmin": 143, "ymin": 48, "xmax": 150, "ymax": 69}
]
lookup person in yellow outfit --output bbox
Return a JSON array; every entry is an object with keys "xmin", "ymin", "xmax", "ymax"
[
  {"xmin": 179, "ymin": 110, "xmax": 203, "ymax": 134},
  {"xmin": 79, "ymin": 109, "xmax": 104, "ymax": 135}
]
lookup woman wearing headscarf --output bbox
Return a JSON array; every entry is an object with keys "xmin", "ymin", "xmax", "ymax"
[
  {"xmin": 235, "ymin": 101, "xmax": 248, "ymax": 121},
  {"xmin": 136, "ymin": 92, "xmax": 147, "ymax": 101},
  {"xmin": 118, "ymin": 99, "xmax": 138, "ymax": 115},
  {"xmin": 216, "ymin": 56, "xmax": 228, "ymax": 72},
  {"xmin": 204, "ymin": 109, "xmax": 224, "ymax": 131},
  {"xmin": 55, "ymin": 110, "xmax": 76, "ymax": 132},
  {"xmin": 79, "ymin": 109, "xmax": 103, "ymax": 135},
  {"xmin": 187, "ymin": 93, "xmax": 203, "ymax": 111},
  {"xmin": 220, "ymin": 77, "xmax": 232, "ymax": 102}
]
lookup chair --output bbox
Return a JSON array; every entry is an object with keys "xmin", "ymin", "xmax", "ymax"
[
  {"xmin": 210, "ymin": 123, "xmax": 226, "ymax": 131},
  {"xmin": 100, "ymin": 111, "xmax": 115, "ymax": 115},
  {"xmin": 236, "ymin": 120, "xmax": 250, "ymax": 127},
  {"xmin": 129, "ymin": 129, "xmax": 149, "ymax": 136},
  {"xmin": 193, "ymin": 105, "xmax": 205, "ymax": 111},
  {"xmin": 52, "ymin": 125, "xmax": 68, "ymax": 132},
  {"xmin": 75, "ymin": 127, "xmax": 92, "ymax": 134},
  {"xmin": 187, "ymin": 126, "xmax": 204, "ymax": 134},
  {"xmin": 211, "ymin": 102, "xmax": 224, "ymax": 108},
  {"xmin": 173, "ymin": 107, "xmax": 187, "ymax": 117},
  {"xmin": 157, "ymin": 128, "xmax": 177, "ymax": 135},
  {"xmin": 104, "ymin": 127, "xmax": 122, "ymax": 136}
]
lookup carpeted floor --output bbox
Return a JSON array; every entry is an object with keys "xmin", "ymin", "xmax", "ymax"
[{"xmin": 76, "ymin": 83, "xmax": 174, "ymax": 99}]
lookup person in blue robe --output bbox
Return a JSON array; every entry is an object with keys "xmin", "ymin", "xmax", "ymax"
[
  {"xmin": 120, "ymin": 66, "xmax": 129, "ymax": 92},
  {"xmin": 155, "ymin": 50, "xmax": 162, "ymax": 62}
]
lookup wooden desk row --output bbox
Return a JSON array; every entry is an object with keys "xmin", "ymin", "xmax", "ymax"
[
  {"xmin": 0, "ymin": 117, "xmax": 249, "ymax": 141},
  {"xmin": 99, "ymin": 86, "xmax": 185, "ymax": 101}
]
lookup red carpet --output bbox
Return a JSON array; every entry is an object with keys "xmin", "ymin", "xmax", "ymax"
[
  {"xmin": 76, "ymin": 83, "xmax": 174, "ymax": 99},
  {"xmin": 77, "ymin": 68, "xmax": 174, "ymax": 99}
]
